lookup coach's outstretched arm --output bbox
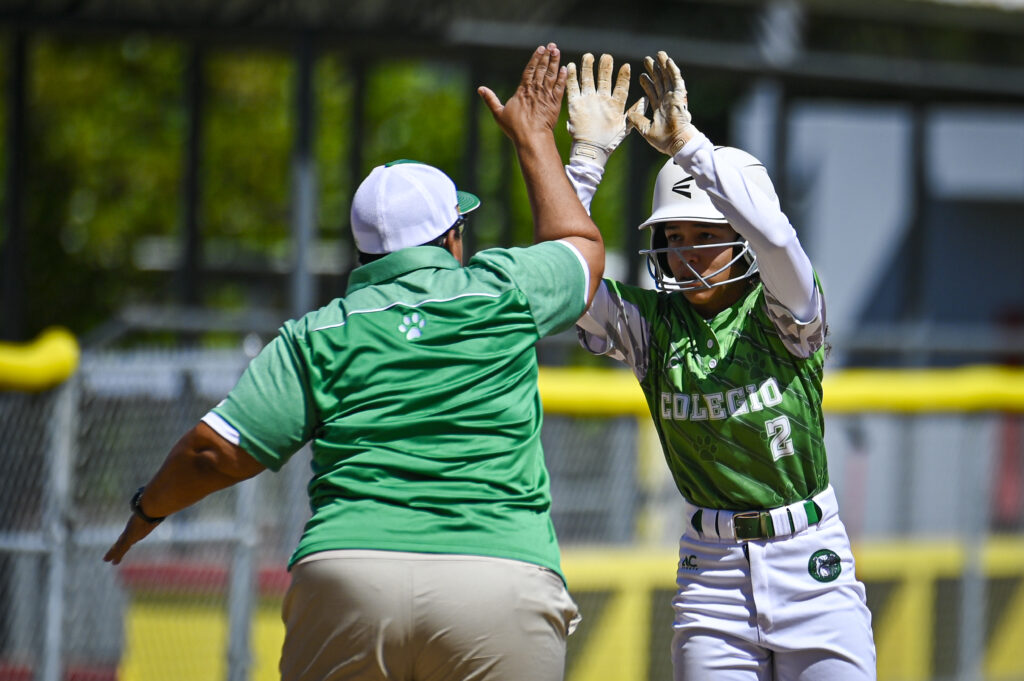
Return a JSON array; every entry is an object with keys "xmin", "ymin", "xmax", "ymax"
[
  {"xmin": 103, "ymin": 422, "xmax": 265, "ymax": 565},
  {"xmin": 479, "ymin": 43, "xmax": 605, "ymax": 306}
]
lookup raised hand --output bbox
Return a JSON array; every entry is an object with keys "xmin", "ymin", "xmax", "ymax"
[
  {"xmin": 478, "ymin": 43, "xmax": 567, "ymax": 146},
  {"xmin": 626, "ymin": 51, "xmax": 699, "ymax": 157},
  {"xmin": 566, "ymin": 53, "xmax": 644, "ymax": 167}
]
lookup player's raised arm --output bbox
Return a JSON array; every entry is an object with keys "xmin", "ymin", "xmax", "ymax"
[
  {"xmin": 632, "ymin": 50, "xmax": 817, "ymax": 322},
  {"xmin": 563, "ymin": 52, "xmax": 645, "ymax": 213},
  {"xmin": 566, "ymin": 52, "xmax": 641, "ymax": 169},
  {"xmin": 479, "ymin": 43, "xmax": 604, "ymax": 305},
  {"xmin": 626, "ymin": 50, "xmax": 700, "ymax": 157}
]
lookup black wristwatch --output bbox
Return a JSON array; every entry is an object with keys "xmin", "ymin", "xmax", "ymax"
[{"xmin": 130, "ymin": 486, "xmax": 167, "ymax": 525}]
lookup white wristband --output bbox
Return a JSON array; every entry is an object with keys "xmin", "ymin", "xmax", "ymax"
[{"xmin": 570, "ymin": 141, "xmax": 610, "ymax": 168}]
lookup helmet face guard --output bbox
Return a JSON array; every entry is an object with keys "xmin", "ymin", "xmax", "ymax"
[
  {"xmin": 641, "ymin": 228, "xmax": 758, "ymax": 292},
  {"xmin": 638, "ymin": 148, "xmax": 777, "ymax": 292}
]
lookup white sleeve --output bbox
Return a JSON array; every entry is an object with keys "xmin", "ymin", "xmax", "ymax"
[
  {"xmin": 201, "ymin": 411, "xmax": 240, "ymax": 445},
  {"xmin": 565, "ymin": 158, "xmax": 605, "ymax": 215},
  {"xmin": 674, "ymin": 134, "xmax": 819, "ymax": 323},
  {"xmin": 554, "ymin": 239, "xmax": 591, "ymax": 310}
]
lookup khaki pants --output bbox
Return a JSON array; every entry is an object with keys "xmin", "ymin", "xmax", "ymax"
[{"xmin": 280, "ymin": 550, "xmax": 580, "ymax": 681}]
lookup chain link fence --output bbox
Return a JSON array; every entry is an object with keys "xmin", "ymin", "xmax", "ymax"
[{"xmin": 1, "ymin": 349, "xmax": 1023, "ymax": 681}]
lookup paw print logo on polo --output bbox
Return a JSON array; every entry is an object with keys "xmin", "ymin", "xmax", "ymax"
[{"xmin": 398, "ymin": 313, "xmax": 425, "ymax": 340}]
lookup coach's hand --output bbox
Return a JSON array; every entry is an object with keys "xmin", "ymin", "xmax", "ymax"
[
  {"xmin": 566, "ymin": 53, "xmax": 642, "ymax": 168},
  {"xmin": 103, "ymin": 513, "xmax": 159, "ymax": 565},
  {"xmin": 479, "ymin": 43, "xmax": 566, "ymax": 146},
  {"xmin": 627, "ymin": 51, "xmax": 699, "ymax": 157}
]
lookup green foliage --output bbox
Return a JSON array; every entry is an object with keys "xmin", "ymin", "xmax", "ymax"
[
  {"xmin": 5, "ymin": 35, "xmax": 634, "ymax": 341},
  {"xmin": 314, "ymin": 54, "xmax": 352, "ymax": 237},
  {"xmin": 21, "ymin": 35, "xmax": 186, "ymax": 336},
  {"xmin": 32, "ymin": 36, "xmax": 184, "ymax": 251},
  {"xmin": 204, "ymin": 50, "xmax": 292, "ymax": 247},
  {"xmin": 363, "ymin": 59, "xmax": 468, "ymax": 174}
]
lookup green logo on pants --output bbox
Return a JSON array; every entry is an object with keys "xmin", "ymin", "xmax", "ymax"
[{"xmin": 808, "ymin": 549, "xmax": 842, "ymax": 582}]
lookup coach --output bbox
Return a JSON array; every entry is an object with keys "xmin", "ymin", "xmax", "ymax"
[{"xmin": 104, "ymin": 42, "xmax": 604, "ymax": 681}]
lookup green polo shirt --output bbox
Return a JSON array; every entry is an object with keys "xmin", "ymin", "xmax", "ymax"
[{"xmin": 212, "ymin": 242, "xmax": 588, "ymax": 577}]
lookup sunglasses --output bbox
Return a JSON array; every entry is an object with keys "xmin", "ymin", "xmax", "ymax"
[{"xmin": 451, "ymin": 214, "xmax": 467, "ymax": 238}]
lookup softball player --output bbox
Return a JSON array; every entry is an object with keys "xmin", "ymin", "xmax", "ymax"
[{"xmin": 564, "ymin": 51, "xmax": 876, "ymax": 680}]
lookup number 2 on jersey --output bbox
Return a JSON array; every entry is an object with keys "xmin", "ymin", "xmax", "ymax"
[{"xmin": 765, "ymin": 415, "xmax": 794, "ymax": 460}]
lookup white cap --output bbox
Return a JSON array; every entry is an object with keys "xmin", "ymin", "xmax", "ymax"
[{"xmin": 350, "ymin": 160, "xmax": 481, "ymax": 255}]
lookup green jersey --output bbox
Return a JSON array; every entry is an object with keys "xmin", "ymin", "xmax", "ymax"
[
  {"xmin": 210, "ymin": 243, "xmax": 588, "ymax": 577},
  {"xmin": 578, "ymin": 278, "xmax": 829, "ymax": 510}
]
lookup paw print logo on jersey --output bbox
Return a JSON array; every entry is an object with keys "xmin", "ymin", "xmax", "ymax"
[
  {"xmin": 739, "ymin": 350, "xmax": 771, "ymax": 376},
  {"xmin": 695, "ymin": 434, "xmax": 718, "ymax": 462},
  {"xmin": 398, "ymin": 313, "xmax": 425, "ymax": 340}
]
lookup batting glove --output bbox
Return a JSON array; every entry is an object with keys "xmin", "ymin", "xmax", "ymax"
[
  {"xmin": 566, "ymin": 53, "xmax": 644, "ymax": 168},
  {"xmin": 627, "ymin": 51, "xmax": 700, "ymax": 157}
]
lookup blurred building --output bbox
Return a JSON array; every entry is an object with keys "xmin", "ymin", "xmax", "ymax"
[{"xmin": 1, "ymin": 0, "xmax": 1022, "ymax": 367}]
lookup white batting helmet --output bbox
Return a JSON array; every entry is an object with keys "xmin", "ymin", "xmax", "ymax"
[{"xmin": 639, "ymin": 147, "xmax": 778, "ymax": 291}]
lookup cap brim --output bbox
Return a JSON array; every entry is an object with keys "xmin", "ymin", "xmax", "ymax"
[{"xmin": 457, "ymin": 190, "xmax": 481, "ymax": 215}]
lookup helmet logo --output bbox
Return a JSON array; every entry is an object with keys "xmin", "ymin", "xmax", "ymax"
[{"xmin": 672, "ymin": 176, "xmax": 694, "ymax": 199}]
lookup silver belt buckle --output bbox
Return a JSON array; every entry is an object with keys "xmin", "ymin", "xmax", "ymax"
[{"xmin": 732, "ymin": 510, "xmax": 771, "ymax": 540}]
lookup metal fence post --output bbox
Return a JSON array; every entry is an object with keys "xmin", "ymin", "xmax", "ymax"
[
  {"xmin": 41, "ymin": 377, "xmax": 77, "ymax": 681},
  {"xmin": 957, "ymin": 414, "xmax": 990, "ymax": 681},
  {"xmin": 227, "ymin": 475, "xmax": 259, "ymax": 681}
]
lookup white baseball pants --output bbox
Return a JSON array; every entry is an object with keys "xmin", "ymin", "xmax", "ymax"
[{"xmin": 672, "ymin": 487, "xmax": 876, "ymax": 680}]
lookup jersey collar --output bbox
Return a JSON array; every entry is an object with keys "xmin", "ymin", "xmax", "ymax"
[{"xmin": 347, "ymin": 246, "xmax": 460, "ymax": 295}]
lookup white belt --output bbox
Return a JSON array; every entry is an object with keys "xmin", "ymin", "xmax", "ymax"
[{"xmin": 684, "ymin": 486, "xmax": 836, "ymax": 542}]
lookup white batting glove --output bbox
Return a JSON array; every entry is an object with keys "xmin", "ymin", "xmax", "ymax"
[
  {"xmin": 626, "ymin": 51, "xmax": 700, "ymax": 157},
  {"xmin": 566, "ymin": 53, "xmax": 644, "ymax": 168}
]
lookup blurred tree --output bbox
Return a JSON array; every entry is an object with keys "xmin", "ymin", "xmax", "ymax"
[
  {"xmin": 8, "ymin": 35, "xmax": 640, "ymax": 343},
  {"xmin": 205, "ymin": 50, "xmax": 292, "ymax": 250},
  {"xmin": 23, "ymin": 35, "xmax": 185, "ymax": 337},
  {"xmin": 200, "ymin": 48, "xmax": 292, "ymax": 314},
  {"xmin": 315, "ymin": 53, "xmax": 352, "ymax": 242}
]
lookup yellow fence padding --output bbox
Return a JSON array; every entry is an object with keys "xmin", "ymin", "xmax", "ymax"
[
  {"xmin": 538, "ymin": 365, "xmax": 1024, "ymax": 415},
  {"xmin": 0, "ymin": 326, "xmax": 80, "ymax": 392},
  {"xmin": 119, "ymin": 540, "xmax": 1024, "ymax": 681}
]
